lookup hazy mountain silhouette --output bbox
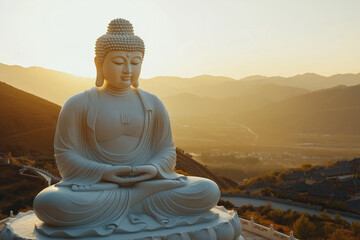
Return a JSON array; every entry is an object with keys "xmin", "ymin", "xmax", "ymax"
[
  {"xmin": 0, "ymin": 63, "xmax": 93, "ymax": 106},
  {"xmin": 140, "ymin": 75, "xmax": 235, "ymax": 98},
  {"xmin": 240, "ymin": 84, "xmax": 360, "ymax": 135},
  {"xmin": 1, "ymin": 62, "xmax": 360, "ymax": 150},
  {"xmin": 163, "ymin": 84, "xmax": 307, "ymax": 117},
  {"xmin": 2, "ymin": 63, "xmax": 359, "ymax": 106},
  {"xmin": 240, "ymin": 73, "xmax": 360, "ymax": 91},
  {"xmin": 0, "ymin": 64, "xmax": 236, "ymax": 104},
  {"xmin": 173, "ymin": 82, "xmax": 309, "ymax": 100}
]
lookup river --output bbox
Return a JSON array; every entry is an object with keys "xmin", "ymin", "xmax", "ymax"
[{"xmin": 222, "ymin": 196, "xmax": 360, "ymax": 224}]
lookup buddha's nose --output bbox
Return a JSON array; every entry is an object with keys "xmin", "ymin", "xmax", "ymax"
[{"xmin": 123, "ymin": 62, "xmax": 132, "ymax": 74}]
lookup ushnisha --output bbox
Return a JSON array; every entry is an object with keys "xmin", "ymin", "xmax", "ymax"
[{"xmin": 33, "ymin": 18, "xmax": 222, "ymax": 237}]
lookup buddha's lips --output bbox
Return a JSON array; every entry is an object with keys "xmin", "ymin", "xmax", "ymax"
[{"xmin": 121, "ymin": 77, "xmax": 131, "ymax": 81}]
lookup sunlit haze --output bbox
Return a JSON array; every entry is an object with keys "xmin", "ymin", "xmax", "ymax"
[{"xmin": 0, "ymin": 0, "xmax": 359, "ymax": 79}]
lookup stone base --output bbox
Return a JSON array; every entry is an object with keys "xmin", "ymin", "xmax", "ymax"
[{"xmin": 0, "ymin": 206, "xmax": 243, "ymax": 240}]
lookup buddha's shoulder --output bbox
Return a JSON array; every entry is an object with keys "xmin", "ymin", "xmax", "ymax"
[
  {"xmin": 62, "ymin": 88, "xmax": 96, "ymax": 111},
  {"xmin": 137, "ymin": 88, "xmax": 164, "ymax": 107}
]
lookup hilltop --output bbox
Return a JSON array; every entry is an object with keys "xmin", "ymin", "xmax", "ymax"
[{"xmin": 0, "ymin": 82, "xmax": 60, "ymax": 155}]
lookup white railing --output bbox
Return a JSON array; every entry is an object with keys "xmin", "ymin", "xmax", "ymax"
[{"xmin": 240, "ymin": 217, "xmax": 297, "ymax": 240}]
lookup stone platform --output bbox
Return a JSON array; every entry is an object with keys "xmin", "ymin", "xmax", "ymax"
[{"xmin": 0, "ymin": 206, "xmax": 243, "ymax": 240}]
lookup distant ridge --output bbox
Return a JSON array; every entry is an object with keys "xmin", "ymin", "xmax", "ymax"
[
  {"xmin": 1, "ymin": 63, "xmax": 360, "ymax": 105},
  {"xmin": 240, "ymin": 84, "xmax": 360, "ymax": 135},
  {"xmin": 2, "ymin": 62, "xmax": 360, "ymax": 149},
  {"xmin": 163, "ymin": 84, "xmax": 307, "ymax": 117},
  {"xmin": 241, "ymin": 72, "xmax": 360, "ymax": 91}
]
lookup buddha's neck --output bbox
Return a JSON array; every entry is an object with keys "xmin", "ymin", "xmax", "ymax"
[{"xmin": 102, "ymin": 82, "xmax": 132, "ymax": 97}]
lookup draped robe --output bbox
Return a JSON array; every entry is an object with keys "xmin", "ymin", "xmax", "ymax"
[{"xmin": 33, "ymin": 87, "xmax": 220, "ymax": 237}]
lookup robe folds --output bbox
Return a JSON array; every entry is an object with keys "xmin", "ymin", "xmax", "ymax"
[{"xmin": 34, "ymin": 87, "xmax": 220, "ymax": 237}]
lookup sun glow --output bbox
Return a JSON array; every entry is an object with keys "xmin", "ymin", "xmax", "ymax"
[{"xmin": 0, "ymin": 0, "xmax": 359, "ymax": 79}]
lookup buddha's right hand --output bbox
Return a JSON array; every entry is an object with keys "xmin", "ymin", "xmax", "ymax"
[{"xmin": 102, "ymin": 165, "xmax": 132, "ymax": 184}]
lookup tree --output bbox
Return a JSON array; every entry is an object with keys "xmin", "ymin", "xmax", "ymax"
[
  {"xmin": 329, "ymin": 229, "xmax": 347, "ymax": 240},
  {"xmin": 259, "ymin": 204, "xmax": 272, "ymax": 216},
  {"xmin": 293, "ymin": 214, "xmax": 316, "ymax": 240},
  {"xmin": 319, "ymin": 210, "xmax": 331, "ymax": 221},
  {"xmin": 217, "ymin": 199, "xmax": 235, "ymax": 210},
  {"xmin": 301, "ymin": 163, "xmax": 313, "ymax": 170},
  {"xmin": 351, "ymin": 221, "xmax": 360, "ymax": 237},
  {"xmin": 268, "ymin": 209, "xmax": 284, "ymax": 223},
  {"xmin": 261, "ymin": 187, "xmax": 273, "ymax": 197},
  {"xmin": 334, "ymin": 213, "xmax": 342, "ymax": 223}
]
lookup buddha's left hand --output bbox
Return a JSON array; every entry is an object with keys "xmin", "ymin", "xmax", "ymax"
[{"xmin": 117, "ymin": 165, "xmax": 158, "ymax": 184}]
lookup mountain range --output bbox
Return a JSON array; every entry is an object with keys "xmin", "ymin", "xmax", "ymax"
[
  {"xmin": 2, "ymin": 63, "xmax": 360, "ymax": 104},
  {"xmin": 240, "ymin": 84, "xmax": 360, "ymax": 135},
  {"xmin": 163, "ymin": 84, "xmax": 308, "ymax": 117},
  {"xmin": 1, "ymin": 63, "xmax": 360, "ymax": 150},
  {"xmin": 243, "ymin": 73, "xmax": 360, "ymax": 91}
]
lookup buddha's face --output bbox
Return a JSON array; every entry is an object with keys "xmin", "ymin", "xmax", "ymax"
[{"xmin": 101, "ymin": 50, "xmax": 143, "ymax": 89}]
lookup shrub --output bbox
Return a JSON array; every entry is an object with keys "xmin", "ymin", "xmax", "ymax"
[
  {"xmin": 351, "ymin": 221, "xmax": 360, "ymax": 237},
  {"xmin": 293, "ymin": 214, "xmax": 316, "ymax": 240}
]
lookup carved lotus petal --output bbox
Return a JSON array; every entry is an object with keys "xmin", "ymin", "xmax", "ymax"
[
  {"xmin": 216, "ymin": 222, "xmax": 235, "ymax": 240},
  {"xmin": 192, "ymin": 228, "xmax": 217, "ymax": 240},
  {"xmin": 167, "ymin": 232, "xmax": 191, "ymax": 240},
  {"xmin": 230, "ymin": 213, "xmax": 242, "ymax": 238}
]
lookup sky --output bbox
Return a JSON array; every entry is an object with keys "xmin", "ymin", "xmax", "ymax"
[{"xmin": 0, "ymin": 0, "xmax": 359, "ymax": 79}]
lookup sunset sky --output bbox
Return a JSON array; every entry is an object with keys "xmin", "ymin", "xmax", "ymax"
[{"xmin": 0, "ymin": 0, "xmax": 359, "ymax": 79}]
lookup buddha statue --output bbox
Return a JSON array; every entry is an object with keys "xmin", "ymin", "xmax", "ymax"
[{"xmin": 31, "ymin": 18, "xmax": 241, "ymax": 239}]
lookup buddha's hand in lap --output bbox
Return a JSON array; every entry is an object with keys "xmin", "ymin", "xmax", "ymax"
[
  {"xmin": 102, "ymin": 165, "xmax": 158, "ymax": 185},
  {"xmin": 130, "ymin": 165, "xmax": 158, "ymax": 182}
]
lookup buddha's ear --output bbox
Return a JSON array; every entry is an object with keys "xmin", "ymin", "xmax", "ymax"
[{"xmin": 94, "ymin": 57, "xmax": 104, "ymax": 87}]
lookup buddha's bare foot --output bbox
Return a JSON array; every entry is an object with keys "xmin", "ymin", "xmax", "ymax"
[{"xmin": 131, "ymin": 177, "xmax": 187, "ymax": 205}]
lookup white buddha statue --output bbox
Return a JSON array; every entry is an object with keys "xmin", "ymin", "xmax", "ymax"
[{"xmin": 32, "ymin": 18, "xmax": 225, "ymax": 238}]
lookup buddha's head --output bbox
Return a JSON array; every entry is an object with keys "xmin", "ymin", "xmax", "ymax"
[{"xmin": 95, "ymin": 18, "xmax": 145, "ymax": 89}]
